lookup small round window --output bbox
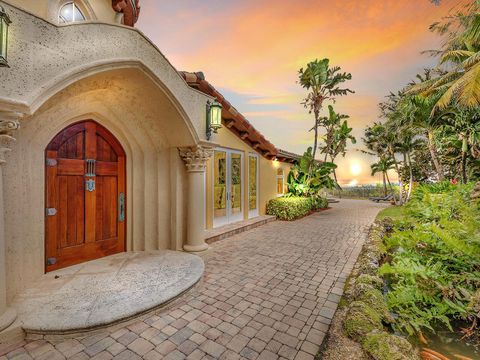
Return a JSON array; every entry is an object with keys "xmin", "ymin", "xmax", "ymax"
[{"xmin": 59, "ymin": 2, "xmax": 85, "ymax": 23}]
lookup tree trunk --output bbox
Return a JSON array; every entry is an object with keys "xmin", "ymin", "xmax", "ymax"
[
  {"xmin": 461, "ymin": 150, "xmax": 467, "ymax": 184},
  {"xmin": 407, "ymin": 152, "xmax": 414, "ymax": 202},
  {"xmin": 312, "ymin": 125, "xmax": 318, "ymax": 160},
  {"xmin": 389, "ymin": 148, "xmax": 403, "ymax": 205},
  {"xmin": 382, "ymin": 172, "xmax": 387, "ymax": 196},
  {"xmin": 427, "ymin": 130, "xmax": 445, "ymax": 181},
  {"xmin": 386, "ymin": 172, "xmax": 397, "ymax": 205}
]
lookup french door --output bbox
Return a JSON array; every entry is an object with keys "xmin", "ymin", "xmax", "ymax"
[
  {"xmin": 45, "ymin": 121, "xmax": 126, "ymax": 272},
  {"xmin": 213, "ymin": 148, "xmax": 244, "ymax": 227},
  {"xmin": 248, "ymin": 154, "xmax": 259, "ymax": 218}
]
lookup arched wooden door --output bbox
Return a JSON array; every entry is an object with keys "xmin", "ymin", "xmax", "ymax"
[{"xmin": 45, "ymin": 121, "xmax": 126, "ymax": 272}]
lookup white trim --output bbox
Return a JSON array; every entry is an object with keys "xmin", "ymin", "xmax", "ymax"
[{"xmin": 248, "ymin": 153, "xmax": 259, "ymax": 218}]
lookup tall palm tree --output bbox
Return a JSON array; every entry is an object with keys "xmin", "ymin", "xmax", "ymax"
[
  {"xmin": 298, "ymin": 59, "xmax": 354, "ymax": 159},
  {"xmin": 371, "ymin": 157, "xmax": 395, "ymax": 196},
  {"xmin": 409, "ymin": 1, "xmax": 480, "ymax": 109},
  {"xmin": 439, "ymin": 108, "xmax": 480, "ymax": 182},
  {"xmin": 399, "ymin": 94, "xmax": 446, "ymax": 180}
]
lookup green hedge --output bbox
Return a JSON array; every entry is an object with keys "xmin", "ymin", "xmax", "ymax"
[{"xmin": 266, "ymin": 196, "xmax": 327, "ymax": 221}]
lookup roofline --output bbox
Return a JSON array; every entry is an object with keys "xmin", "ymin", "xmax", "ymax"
[{"xmin": 180, "ymin": 71, "xmax": 303, "ymax": 162}]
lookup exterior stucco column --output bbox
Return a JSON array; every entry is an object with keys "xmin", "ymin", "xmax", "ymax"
[
  {"xmin": 179, "ymin": 145, "xmax": 214, "ymax": 252},
  {"xmin": 0, "ymin": 115, "xmax": 20, "ymax": 332}
]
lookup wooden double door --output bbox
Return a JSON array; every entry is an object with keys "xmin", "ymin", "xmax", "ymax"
[{"xmin": 45, "ymin": 121, "xmax": 126, "ymax": 272}]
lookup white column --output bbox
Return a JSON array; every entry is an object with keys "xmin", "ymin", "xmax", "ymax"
[
  {"xmin": 0, "ymin": 116, "xmax": 20, "ymax": 332},
  {"xmin": 179, "ymin": 145, "xmax": 213, "ymax": 252}
]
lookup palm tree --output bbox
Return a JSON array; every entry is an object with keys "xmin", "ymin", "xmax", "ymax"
[
  {"xmin": 298, "ymin": 59, "xmax": 354, "ymax": 159},
  {"xmin": 439, "ymin": 108, "xmax": 480, "ymax": 182},
  {"xmin": 409, "ymin": 1, "xmax": 480, "ymax": 109},
  {"xmin": 371, "ymin": 157, "xmax": 395, "ymax": 196},
  {"xmin": 399, "ymin": 94, "xmax": 446, "ymax": 180}
]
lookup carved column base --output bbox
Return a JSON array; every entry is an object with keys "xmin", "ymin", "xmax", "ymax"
[{"xmin": 179, "ymin": 145, "xmax": 214, "ymax": 253}]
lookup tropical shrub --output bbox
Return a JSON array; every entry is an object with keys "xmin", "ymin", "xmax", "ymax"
[
  {"xmin": 286, "ymin": 147, "xmax": 337, "ymax": 197},
  {"xmin": 266, "ymin": 195, "xmax": 327, "ymax": 221},
  {"xmin": 380, "ymin": 182, "xmax": 480, "ymax": 336}
]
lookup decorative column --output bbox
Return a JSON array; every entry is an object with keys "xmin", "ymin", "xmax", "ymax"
[
  {"xmin": 179, "ymin": 145, "xmax": 213, "ymax": 252},
  {"xmin": 0, "ymin": 115, "xmax": 20, "ymax": 332}
]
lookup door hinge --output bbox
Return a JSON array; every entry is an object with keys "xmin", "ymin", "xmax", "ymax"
[
  {"xmin": 46, "ymin": 257, "xmax": 57, "ymax": 266},
  {"xmin": 46, "ymin": 208, "xmax": 57, "ymax": 216},
  {"xmin": 46, "ymin": 158, "xmax": 57, "ymax": 167}
]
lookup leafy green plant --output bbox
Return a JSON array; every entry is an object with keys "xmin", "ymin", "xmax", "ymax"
[
  {"xmin": 266, "ymin": 195, "xmax": 327, "ymax": 221},
  {"xmin": 286, "ymin": 147, "xmax": 337, "ymax": 197},
  {"xmin": 380, "ymin": 182, "xmax": 480, "ymax": 337}
]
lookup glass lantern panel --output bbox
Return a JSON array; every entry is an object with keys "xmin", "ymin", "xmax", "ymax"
[
  {"xmin": 210, "ymin": 106, "xmax": 222, "ymax": 127},
  {"xmin": 0, "ymin": 18, "xmax": 6, "ymax": 61}
]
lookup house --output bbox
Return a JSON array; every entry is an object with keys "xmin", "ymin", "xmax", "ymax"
[{"xmin": 0, "ymin": 0, "xmax": 299, "ymax": 340}]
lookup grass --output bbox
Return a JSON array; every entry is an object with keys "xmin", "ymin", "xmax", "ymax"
[{"xmin": 376, "ymin": 206, "xmax": 405, "ymax": 221}]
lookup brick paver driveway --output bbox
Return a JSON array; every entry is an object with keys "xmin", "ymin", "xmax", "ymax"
[{"xmin": 6, "ymin": 199, "xmax": 387, "ymax": 360}]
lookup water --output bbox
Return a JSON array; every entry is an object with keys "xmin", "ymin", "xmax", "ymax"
[{"xmin": 418, "ymin": 327, "xmax": 479, "ymax": 359}]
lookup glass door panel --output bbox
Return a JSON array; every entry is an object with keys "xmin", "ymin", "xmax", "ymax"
[
  {"xmin": 229, "ymin": 152, "xmax": 243, "ymax": 222},
  {"xmin": 213, "ymin": 149, "xmax": 244, "ymax": 227},
  {"xmin": 213, "ymin": 150, "xmax": 227, "ymax": 226},
  {"xmin": 248, "ymin": 155, "xmax": 259, "ymax": 218}
]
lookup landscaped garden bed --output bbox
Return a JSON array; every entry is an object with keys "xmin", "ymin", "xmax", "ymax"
[{"xmin": 319, "ymin": 182, "xmax": 480, "ymax": 360}]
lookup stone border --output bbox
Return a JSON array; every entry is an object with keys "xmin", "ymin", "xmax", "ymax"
[{"xmin": 318, "ymin": 220, "xmax": 421, "ymax": 360}]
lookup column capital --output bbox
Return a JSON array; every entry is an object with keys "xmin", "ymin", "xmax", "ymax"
[
  {"xmin": 179, "ymin": 145, "xmax": 214, "ymax": 173},
  {"xmin": 0, "ymin": 112, "xmax": 21, "ymax": 165}
]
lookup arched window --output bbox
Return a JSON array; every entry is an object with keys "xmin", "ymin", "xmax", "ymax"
[{"xmin": 58, "ymin": 2, "xmax": 85, "ymax": 23}]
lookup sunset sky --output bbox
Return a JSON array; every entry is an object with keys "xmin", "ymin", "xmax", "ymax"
[{"xmin": 137, "ymin": 0, "xmax": 466, "ymax": 185}]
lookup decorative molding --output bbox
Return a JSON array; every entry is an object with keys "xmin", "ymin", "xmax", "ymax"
[
  {"xmin": 0, "ymin": 112, "xmax": 22, "ymax": 165},
  {"xmin": 179, "ymin": 145, "xmax": 214, "ymax": 173}
]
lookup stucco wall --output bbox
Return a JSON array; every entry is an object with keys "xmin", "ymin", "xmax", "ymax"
[
  {"xmin": 0, "ymin": 1, "xmax": 211, "ymax": 144},
  {"xmin": 205, "ymin": 127, "xmax": 292, "ymax": 229},
  {"xmin": 2, "ymin": 68, "xmax": 191, "ymax": 303}
]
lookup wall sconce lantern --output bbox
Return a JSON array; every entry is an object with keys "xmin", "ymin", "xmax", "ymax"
[
  {"xmin": 206, "ymin": 99, "xmax": 223, "ymax": 140},
  {"xmin": 0, "ymin": 5, "xmax": 11, "ymax": 67}
]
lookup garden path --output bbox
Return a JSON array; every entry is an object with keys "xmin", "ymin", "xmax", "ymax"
[{"xmin": 5, "ymin": 199, "xmax": 388, "ymax": 360}]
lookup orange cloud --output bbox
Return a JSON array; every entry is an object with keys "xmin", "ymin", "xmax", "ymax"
[{"xmin": 138, "ymin": 0, "xmax": 468, "ymax": 184}]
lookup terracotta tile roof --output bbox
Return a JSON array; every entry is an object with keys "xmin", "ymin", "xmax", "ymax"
[
  {"xmin": 181, "ymin": 71, "xmax": 292, "ymax": 160},
  {"xmin": 277, "ymin": 149, "xmax": 301, "ymax": 163}
]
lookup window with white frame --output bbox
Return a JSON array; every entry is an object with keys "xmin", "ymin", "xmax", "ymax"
[{"xmin": 59, "ymin": 2, "xmax": 86, "ymax": 23}]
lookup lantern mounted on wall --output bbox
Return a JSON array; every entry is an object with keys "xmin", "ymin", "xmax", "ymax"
[
  {"xmin": 206, "ymin": 99, "xmax": 223, "ymax": 140},
  {"xmin": 0, "ymin": 5, "xmax": 11, "ymax": 67}
]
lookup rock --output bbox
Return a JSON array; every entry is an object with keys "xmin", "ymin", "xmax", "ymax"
[
  {"xmin": 359, "ymin": 288, "xmax": 394, "ymax": 324},
  {"xmin": 363, "ymin": 331, "xmax": 420, "ymax": 360},
  {"xmin": 356, "ymin": 274, "xmax": 384, "ymax": 289},
  {"xmin": 344, "ymin": 301, "xmax": 383, "ymax": 342}
]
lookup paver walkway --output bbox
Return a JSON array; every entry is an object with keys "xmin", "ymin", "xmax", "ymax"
[{"xmin": 4, "ymin": 199, "xmax": 387, "ymax": 360}]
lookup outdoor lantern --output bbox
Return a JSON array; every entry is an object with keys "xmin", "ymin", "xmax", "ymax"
[
  {"xmin": 206, "ymin": 99, "xmax": 223, "ymax": 140},
  {"xmin": 0, "ymin": 5, "xmax": 11, "ymax": 67}
]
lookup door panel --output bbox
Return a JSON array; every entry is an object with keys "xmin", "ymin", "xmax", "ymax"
[
  {"xmin": 213, "ymin": 150, "xmax": 227, "ymax": 226},
  {"xmin": 229, "ymin": 152, "xmax": 243, "ymax": 222},
  {"xmin": 213, "ymin": 149, "xmax": 244, "ymax": 227},
  {"xmin": 45, "ymin": 121, "xmax": 126, "ymax": 272},
  {"xmin": 248, "ymin": 155, "xmax": 259, "ymax": 218}
]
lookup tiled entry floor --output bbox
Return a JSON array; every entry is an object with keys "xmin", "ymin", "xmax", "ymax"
[{"xmin": 6, "ymin": 199, "xmax": 388, "ymax": 360}]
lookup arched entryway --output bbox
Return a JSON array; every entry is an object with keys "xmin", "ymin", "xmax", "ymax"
[{"xmin": 45, "ymin": 120, "xmax": 126, "ymax": 272}]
